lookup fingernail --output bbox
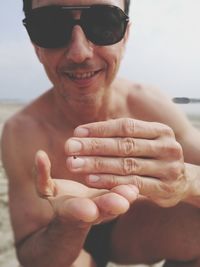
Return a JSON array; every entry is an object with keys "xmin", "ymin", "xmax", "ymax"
[
  {"xmin": 74, "ymin": 127, "xmax": 89, "ymax": 137},
  {"xmin": 67, "ymin": 140, "xmax": 82, "ymax": 153},
  {"xmin": 70, "ymin": 157, "xmax": 85, "ymax": 169},
  {"xmin": 36, "ymin": 150, "xmax": 46, "ymax": 159},
  {"xmin": 35, "ymin": 150, "xmax": 48, "ymax": 165},
  {"xmin": 88, "ymin": 175, "xmax": 100, "ymax": 183}
]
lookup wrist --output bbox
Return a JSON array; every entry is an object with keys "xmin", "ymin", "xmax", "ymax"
[{"xmin": 183, "ymin": 163, "xmax": 200, "ymax": 207}]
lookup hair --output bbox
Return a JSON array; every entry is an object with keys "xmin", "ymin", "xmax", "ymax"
[
  {"xmin": 124, "ymin": 0, "xmax": 130, "ymax": 14},
  {"xmin": 22, "ymin": 0, "xmax": 131, "ymax": 16}
]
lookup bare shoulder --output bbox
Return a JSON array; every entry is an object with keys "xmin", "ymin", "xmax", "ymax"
[
  {"xmin": 1, "ymin": 98, "xmax": 54, "ymax": 242},
  {"xmin": 3, "ymin": 104, "xmax": 43, "ymax": 138},
  {"xmin": 116, "ymin": 77, "xmax": 167, "ymax": 102},
  {"xmin": 2, "ymin": 101, "xmax": 49, "ymax": 170},
  {"xmin": 1, "ymin": 91, "xmax": 55, "ymax": 163},
  {"xmin": 126, "ymin": 81, "xmax": 174, "ymax": 118},
  {"xmin": 116, "ymin": 79, "xmax": 193, "ymax": 138}
]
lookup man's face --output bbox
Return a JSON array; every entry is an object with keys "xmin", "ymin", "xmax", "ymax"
[{"xmin": 32, "ymin": 0, "xmax": 129, "ymax": 104}]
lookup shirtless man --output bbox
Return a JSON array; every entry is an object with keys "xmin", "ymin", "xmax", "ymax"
[{"xmin": 1, "ymin": 0, "xmax": 200, "ymax": 267}]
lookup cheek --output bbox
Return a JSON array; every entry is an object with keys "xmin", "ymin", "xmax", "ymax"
[
  {"xmin": 103, "ymin": 45, "xmax": 124, "ymax": 72},
  {"xmin": 39, "ymin": 50, "xmax": 62, "ymax": 79},
  {"xmin": 37, "ymin": 47, "xmax": 61, "ymax": 69},
  {"xmin": 41, "ymin": 54, "xmax": 57, "ymax": 70}
]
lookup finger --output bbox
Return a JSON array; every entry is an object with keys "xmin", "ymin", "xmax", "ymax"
[
  {"xmin": 111, "ymin": 184, "xmax": 139, "ymax": 203},
  {"xmin": 35, "ymin": 150, "xmax": 55, "ymax": 198},
  {"xmin": 74, "ymin": 118, "xmax": 174, "ymax": 139},
  {"xmin": 86, "ymin": 174, "xmax": 179, "ymax": 207},
  {"xmin": 55, "ymin": 187, "xmax": 136, "ymax": 223},
  {"xmin": 61, "ymin": 190, "xmax": 133, "ymax": 224},
  {"xmin": 93, "ymin": 192, "xmax": 130, "ymax": 216},
  {"xmin": 86, "ymin": 173, "xmax": 159, "ymax": 193},
  {"xmin": 65, "ymin": 137, "xmax": 163, "ymax": 158},
  {"xmin": 67, "ymin": 156, "xmax": 172, "ymax": 179},
  {"xmin": 59, "ymin": 197, "xmax": 99, "ymax": 223}
]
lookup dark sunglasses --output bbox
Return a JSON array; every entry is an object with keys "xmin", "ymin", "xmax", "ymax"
[{"xmin": 22, "ymin": 4, "xmax": 129, "ymax": 49}]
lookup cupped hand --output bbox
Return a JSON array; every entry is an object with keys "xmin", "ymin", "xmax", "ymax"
[
  {"xmin": 65, "ymin": 118, "xmax": 189, "ymax": 207},
  {"xmin": 34, "ymin": 150, "xmax": 138, "ymax": 226}
]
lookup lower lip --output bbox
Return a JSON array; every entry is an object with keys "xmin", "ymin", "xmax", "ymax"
[{"xmin": 65, "ymin": 71, "xmax": 101, "ymax": 88}]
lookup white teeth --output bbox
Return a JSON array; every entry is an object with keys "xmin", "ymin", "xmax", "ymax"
[{"xmin": 65, "ymin": 71, "xmax": 96, "ymax": 79}]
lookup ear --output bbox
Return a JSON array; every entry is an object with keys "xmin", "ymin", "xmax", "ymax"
[{"xmin": 32, "ymin": 43, "xmax": 43, "ymax": 63}]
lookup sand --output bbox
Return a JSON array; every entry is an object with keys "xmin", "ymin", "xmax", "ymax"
[
  {"xmin": 0, "ymin": 102, "xmax": 23, "ymax": 267},
  {"xmin": 0, "ymin": 102, "xmax": 199, "ymax": 267}
]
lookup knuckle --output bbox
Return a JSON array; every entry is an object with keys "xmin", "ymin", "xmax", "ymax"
[
  {"xmin": 167, "ymin": 141, "xmax": 183, "ymax": 159},
  {"xmin": 159, "ymin": 140, "xmax": 183, "ymax": 159},
  {"xmin": 163, "ymin": 125, "xmax": 175, "ymax": 137},
  {"xmin": 155, "ymin": 142, "xmax": 169, "ymax": 157},
  {"xmin": 174, "ymin": 142, "xmax": 183, "ymax": 159},
  {"xmin": 90, "ymin": 139, "xmax": 101, "ymax": 152},
  {"xmin": 121, "ymin": 158, "xmax": 139, "ymax": 175},
  {"xmin": 121, "ymin": 118, "xmax": 135, "ymax": 136},
  {"xmin": 154, "ymin": 185, "xmax": 175, "ymax": 207},
  {"xmin": 118, "ymin": 138, "xmax": 136, "ymax": 156},
  {"xmin": 97, "ymin": 126, "xmax": 106, "ymax": 136},
  {"xmin": 129, "ymin": 175, "xmax": 147, "ymax": 195},
  {"xmin": 95, "ymin": 122, "xmax": 109, "ymax": 136},
  {"xmin": 167, "ymin": 128, "xmax": 175, "ymax": 137},
  {"xmin": 168, "ymin": 162, "xmax": 185, "ymax": 180},
  {"xmin": 160, "ymin": 181, "xmax": 179, "ymax": 198},
  {"xmin": 152, "ymin": 182, "xmax": 182, "ymax": 207},
  {"xmin": 94, "ymin": 157, "xmax": 104, "ymax": 172},
  {"xmin": 132, "ymin": 175, "xmax": 144, "ymax": 191},
  {"xmin": 105, "ymin": 175, "xmax": 121, "ymax": 188},
  {"xmin": 158, "ymin": 123, "xmax": 175, "ymax": 137}
]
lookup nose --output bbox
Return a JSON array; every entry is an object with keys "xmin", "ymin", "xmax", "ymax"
[{"xmin": 64, "ymin": 25, "xmax": 94, "ymax": 63}]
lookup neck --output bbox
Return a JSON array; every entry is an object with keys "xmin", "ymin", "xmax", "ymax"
[{"xmin": 52, "ymin": 86, "xmax": 115, "ymax": 128}]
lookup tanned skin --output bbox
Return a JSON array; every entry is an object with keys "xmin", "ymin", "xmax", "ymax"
[{"xmin": 2, "ymin": 0, "xmax": 200, "ymax": 267}]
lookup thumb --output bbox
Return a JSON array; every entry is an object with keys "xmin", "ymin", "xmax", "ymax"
[{"xmin": 34, "ymin": 150, "xmax": 55, "ymax": 198}]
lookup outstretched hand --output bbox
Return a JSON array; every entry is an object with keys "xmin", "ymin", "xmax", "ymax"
[{"xmin": 34, "ymin": 150, "xmax": 139, "ymax": 226}]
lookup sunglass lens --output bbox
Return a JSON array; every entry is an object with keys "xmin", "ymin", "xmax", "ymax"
[
  {"xmin": 25, "ymin": 7, "xmax": 73, "ymax": 48},
  {"xmin": 83, "ymin": 6, "xmax": 127, "ymax": 45}
]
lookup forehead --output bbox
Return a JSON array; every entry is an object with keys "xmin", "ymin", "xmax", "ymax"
[{"xmin": 32, "ymin": 0, "xmax": 124, "ymax": 9}]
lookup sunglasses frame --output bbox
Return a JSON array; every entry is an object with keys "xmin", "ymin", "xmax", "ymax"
[{"xmin": 23, "ymin": 4, "xmax": 129, "ymax": 48}]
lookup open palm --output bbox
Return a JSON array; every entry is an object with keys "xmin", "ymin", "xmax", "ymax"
[{"xmin": 34, "ymin": 150, "xmax": 139, "ymax": 226}]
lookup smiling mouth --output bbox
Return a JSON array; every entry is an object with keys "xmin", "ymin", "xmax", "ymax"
[{"xmin": 64, "ymin": 70, "xmax": 101, "ymax": 80}]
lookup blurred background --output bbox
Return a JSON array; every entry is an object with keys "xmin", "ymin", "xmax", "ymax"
[{"xmin": 0, "ymin": 0, "xmax": 200, "ymax": 110}]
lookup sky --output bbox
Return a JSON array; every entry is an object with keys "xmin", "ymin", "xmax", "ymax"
[{"xmin": 0, "ymin": 0, "xmax": 200, "ymax": 102}]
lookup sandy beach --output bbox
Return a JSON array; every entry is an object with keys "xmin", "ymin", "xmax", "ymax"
[
  {"xmin": 0, "ymin": 102, "xmax": 23, "ymax": 267},
  {"xmin": 0, "ymin": 102, "xmax": 199, "ymax": 267}
]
